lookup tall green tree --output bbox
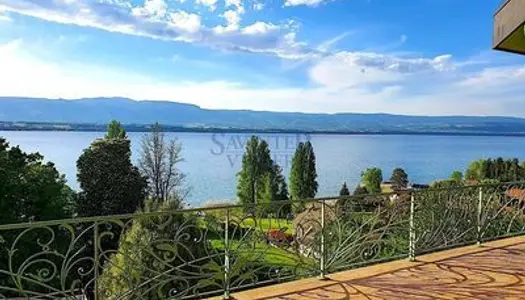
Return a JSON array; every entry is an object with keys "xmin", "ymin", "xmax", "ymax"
[
  {"xmin": 0, "ymin": 138, "xmax": 74, "ymax": 224},
  {"xmin": 353, "ymin": 185, "xmax": 368, "ymax": 196},
  {"xmin": 138, "ymin": 123, "xmax": 186, "ymax": 205},
  {"xmin": 0, "ymin": 139, "xmax": 75, "ymax": 296},
  {"xmin": 289, "ymin": 141, "xmax": 318, "ymax": 211},
  {"xmin": 450, "ymin": 170, "xmax": 463, "ymax": 182},
  {"xmin": 76, "ymin": 125, "xmax": 147, "ymax": 217},
  {"xmin": 106, "ymin": 120, "xmax": 127, "ymax": 139},
  {"xmin": 390, "ymin": 168, "xmax": 408, "ymax": 190},
  {"xmin": 236, "ymin": 136, "xmax": 274, "ymax": 206},
  {"xmin": 339, "ymin": 182, "xmax": 350, "ymax": 196},
  {"xmin": 465, "ymin": 159, "xmax": 486, "ymax": 180},
  {"xmin": 466, "ymin": 158, "xmax": 525, "ymax": 182},
  {"xmin": 361, "ymin": 168, "xmax": 382, "ymax": 194}
]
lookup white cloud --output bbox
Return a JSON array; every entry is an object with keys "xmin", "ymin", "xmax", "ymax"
[
  {"xmin": 284, "ymin": 0, "xmax": 330, "ymax": 7},
  {"xmin": 2, "ymin": 39, "xmax": 525, "ymax": 117},
  {"xmin": 131, "ymin": 0, "xmax": 167, "ymax": 18},
  {"xmin": 170, "ymin": 11, "xmax": 201, "ymax": 33},
  {"xmin": 309, "ymin": 51, "xmax": 455, "ymax": 88},
  {"xmin": 223, "ymin": 9, "xmax": 240, "ymax": 29},
  {"xmin": 196, "ymin": 0, "xmax": 218, "ymax": 11},
  {"xmin": 225, "ymin": 0, "xmax": 245, "ymax": 13},
  {"xmin": 0, "ymin": 6, "xmax": 11, "ymax": 21},
  {"xmin": 241, "ymin": 21, "xmax": 277, "ymax": 35},
  {"xmin": 0, "ymin": 0, "xmax": 313, "ymax": 59},
  {"xmin": 457, "ymin": 65, "xmax": 525, "ymax": 88}
]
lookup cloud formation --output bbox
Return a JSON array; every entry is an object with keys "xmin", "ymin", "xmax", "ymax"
[
  {"xmin": 0, "ymin": 0, "xmax": 314, "ymax": 59},
  {"xmin": 2, "ymin": 39, "xmax": 525, "ymax": 116},
  {"xmin": 0, "ymin": 6, "xmax": 11, "ymax": 21},
  {"xmin": 284, "ymin": 0, "xmax": 331, "ymax": 7}
]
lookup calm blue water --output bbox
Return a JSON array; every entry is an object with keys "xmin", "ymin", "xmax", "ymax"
[{"xmin": 2, "ymin": 131, "xmax": 524, "ymax": 206}]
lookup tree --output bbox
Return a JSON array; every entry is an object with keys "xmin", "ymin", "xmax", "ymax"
[
  {"xmin": 450, "ymin": 170, "xmax": 463, "ymax": 182},
  {"xmin": 289, "ymin": 141, "xmax": 318, "ymax": 211},
  {"xmin": 236, "ymin": 136, "xmax": 274, "ymax": 206},
  {"xmin": 0, "ymin": 138, "xmax": 74, "ymax": 224},
  {"xmin": 138, "ymin": 123, "xmax": 186, "ymax": 205},
  {"xmin": 0, "ymin": 138, "xmax": 76, "ymax": 296},
  {"xmin": 97, "ymin": 199, "xmax": 208, "ymax": 299},
  {"xmin": 466, "ymin": 158, "xmax": 525, "ymax": 182},
  {"xmin": 339, "ymin": 182, "xmax": 350, "ymax": 197},
  {"xmin": 258, "ymin": 173, "xmax": 274, "ymax": 214},
  {"xmin": 465, "ymin": 159, "xmax": 486, "ymax": 181},
  {"xmin": 361, "ymin": 168, "xmax": 382, "ymax": 194},
  {"xmin": 390, "ymin": 168, "xmax": 408, "ymax": 190},
  {"xmin": 76, "ymin": 126, "xmax": 147, "ymax": 217},
  {"xmin": 106, "ymin": 120, "xmax": 126, "ymax": 139},
  {"xmin": 353, "ymin": 185, "xmax": 368, "ymax": 196}
]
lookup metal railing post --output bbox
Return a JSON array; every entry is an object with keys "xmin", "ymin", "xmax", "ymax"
[
  {"xmin": 409, "ymin": 192, "xmax": 416, "ymax": 261},
  {"xmin": 93, "ymin": 221, "xmax": 99, "ymax": 300},
  {"xmin": 223, "ymin": 209, "xmax": 231, "ymax": 300},
  {"xmin": 319, "ymin": 199, "xmax": 326, "ymax": 279},
  {"xmin": 477, "ymin": 186, "xmax": 483, "ymax": 246}
]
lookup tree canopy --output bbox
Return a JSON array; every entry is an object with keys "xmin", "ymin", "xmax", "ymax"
[
  {"xmin": 76, "ymin": 124, "xmax": 147, "ymax": 217},
  {"xmin": 0, "ymin": 138, "xmax": 74, "ymax": 224},
  {"xmin": 339, "ymin": 182, "xmax": 350, "ymax": 196},
  {"xmin": 236, "ymin": 136, "xmax": 274, "ymax": 205},
  {"xmin": 465, "ymin": 158, "xmax": 524, "ymax": 182},
  {"xmin": 361, "ymin": 168, "xmax": 383, "ymax": 194},
  {"xmin": 289, "ymin": 141, "xmax": 318, "ymax": 206},
  {"xmin": 105, "ymin": 120, "xmax": 127, "ymax": 139},
  {"xmin": 450, "ymin": 170, "xmax": 463, "ymax": 182},
  {"xmin": 390, "ymin": 168, "xmax": 408, "ymax": 190}
]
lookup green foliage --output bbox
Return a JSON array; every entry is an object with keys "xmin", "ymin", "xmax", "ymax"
[
  {"xmin": 450, "ymin": 170, "xmax": 463, "ymax": 182},
  {"xmin": 289, "ymin": 141, "xmax": 318, "ymax": 212},
  {"xmin": 105, "ymin": 120, "xmax": 127, "ymax": 139},
  {"xmin": 465, "ymin": 157, "xmax": 524, "ymax": 182},
  {"xmin": 259, "ymin": 173, "xmax": 273, "ymax": 213},
  {"xmin": 76, "ymin": 136, "xmax": 147, "ymax": 217},
  {"xmin": 390, "ymin": 168, "xmax": 408, "ymax": 190},
  {"xmin": 0, "ymin": 138, "xmax": 75, "ymax": 296},
  {"xmin": 339, "ymin": 182, "xmax": 350, "ymax": 196},
  {"xmin": 97, "ymin": 200, "xmax": 207, "ymax": 299},
  {"xmin": 353, "ymin": 185, "xmax": 368, "ymax": 196},
  {"xmin": 0, "ymin": 138, "xmax": 74, "ymax": 224},
  {"xmin": 430, "ymin": 179, "xmax": 464, "ymax": 189},
  {"xmin": 361, "ymin": 168, "xmax": 382, "ymax": 194},
  {"xmin": 236, "ymin": 136, "xmax": 274, "ymax": 206}
]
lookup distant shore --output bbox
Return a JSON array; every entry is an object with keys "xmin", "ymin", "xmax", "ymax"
[{"xmin": 2, "ymin": 121, "xmax": 525, "ymax": 137}]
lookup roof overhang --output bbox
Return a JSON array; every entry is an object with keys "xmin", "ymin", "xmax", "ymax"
[{"xmin": 493, "ymin": 0, "xmax": 525, "ymax": 55}]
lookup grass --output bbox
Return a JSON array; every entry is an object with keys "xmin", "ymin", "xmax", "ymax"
[
  {"xmin": 238, "ymin": 218, "xmax": 294, "ymax": 234},
  {"xmin": 210, "ymin": 239, "xmax": 315, "ymax": 267}
]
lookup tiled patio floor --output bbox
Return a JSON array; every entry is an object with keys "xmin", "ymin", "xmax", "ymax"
[{"xmin": 224, "ymin": 236, "xmax": 525, "ymax": 300}]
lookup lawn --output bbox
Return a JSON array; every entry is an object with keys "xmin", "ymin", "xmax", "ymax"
[{"xmin": 238, "ymin": 218, "xmax": 294, "ymax": 234}]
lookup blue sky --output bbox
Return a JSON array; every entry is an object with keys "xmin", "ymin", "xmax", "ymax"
[{"xmin": 0, "ymin": 0, "xmax": 524, "ymax": 115}]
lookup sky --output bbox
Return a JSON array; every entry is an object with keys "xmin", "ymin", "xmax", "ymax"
[{"xmin": 0, "ymin": 0, "xmax": 524, "ymax": 116}]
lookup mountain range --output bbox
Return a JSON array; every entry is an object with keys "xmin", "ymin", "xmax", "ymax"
[{"xmin": 2, "ymin": 97, "xmax": 525, "ymax": 134}]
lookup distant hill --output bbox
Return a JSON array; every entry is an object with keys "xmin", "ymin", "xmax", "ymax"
[{"xmin": 2, "ymin": 97, "xmax": 525, "ymax": 134}]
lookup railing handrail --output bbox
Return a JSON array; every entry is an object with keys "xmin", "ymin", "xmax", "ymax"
[{"xmin": 0, "ymin": 180, "xmax": 523, "ymax": 231}]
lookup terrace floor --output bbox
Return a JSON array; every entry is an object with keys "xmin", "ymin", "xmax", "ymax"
[{"xmin": 219, "ymin": 235, "xmax": 525, "ymax": 300}]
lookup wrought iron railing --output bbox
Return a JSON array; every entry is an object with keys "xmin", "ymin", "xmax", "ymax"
[{"xmin": 1, "ymin": 182, "xmax": 525, "ymax": 299}]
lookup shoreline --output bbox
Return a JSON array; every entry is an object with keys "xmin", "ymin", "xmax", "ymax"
[{"xmin": 2, "ymin": 127, "xmax": 525, "ymax": 137}]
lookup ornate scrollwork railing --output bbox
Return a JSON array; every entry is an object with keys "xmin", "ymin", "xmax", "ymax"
[{"xmin": 1, "ymin": 182, "xmax": 525, "ymax": 299}]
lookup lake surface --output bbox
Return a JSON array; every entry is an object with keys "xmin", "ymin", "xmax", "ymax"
[{"xmin": 2, "ymin": 131, "xmax": 524, "ymax": 206}]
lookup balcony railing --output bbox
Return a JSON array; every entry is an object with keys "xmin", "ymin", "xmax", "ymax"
[{"xmin": 1, "ymin": 182, "xmax": 525, "ymax": 299}]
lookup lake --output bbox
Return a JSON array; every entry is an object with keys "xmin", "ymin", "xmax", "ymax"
[{"xmin": 2, "ymin": 131, "xmax": 524, "ymax": 206}]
